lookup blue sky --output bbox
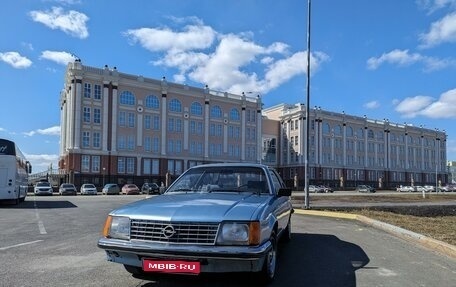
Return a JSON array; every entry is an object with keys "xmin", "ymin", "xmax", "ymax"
[{"xmin": 1, "ymin": 0, "xmax": 456, "ymax": 172}]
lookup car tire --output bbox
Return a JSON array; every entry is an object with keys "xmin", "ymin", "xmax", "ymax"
[
  {"xmin": 257, "ymin": 231, "xmax": 277, "ymax": 284},
  {"xmin": 123, "ymin": 264, "xmax": 145, "ymax": 275}
]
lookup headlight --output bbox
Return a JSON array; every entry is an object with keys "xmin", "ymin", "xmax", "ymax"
[
  {"xmin": 102, "ymin": 215, "xmax": 130, "ymax": 240},
  {"xmin": 216, "ymin": 222, "xmax": 260, "ymax": 245}
]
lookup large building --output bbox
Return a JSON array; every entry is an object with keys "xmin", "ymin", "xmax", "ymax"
[
  {"xmin": 59, "ymin": 60, "xmax": 448, "ymax": 189},
  {"xmin": 59, "ymin": 60, "xmax": 262, "ymax": 187},
  {"xmin": 263, "ymin": 104, "xmax": 448, "ymax": 189}
]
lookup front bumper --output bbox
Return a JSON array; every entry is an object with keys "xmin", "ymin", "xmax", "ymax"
[{"xmin": 98, "ymin": 238, "xmax": 271, "ymax": 273}]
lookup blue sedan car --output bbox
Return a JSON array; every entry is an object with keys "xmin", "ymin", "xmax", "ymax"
[{"xmin": 98, "ymin": 163, "xmax": 293, "ymax": 283}]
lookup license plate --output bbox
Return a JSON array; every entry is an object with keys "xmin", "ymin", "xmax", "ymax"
[{"xmin": 142, "ymin": 259, "xmax": 200, "ymax": 274}]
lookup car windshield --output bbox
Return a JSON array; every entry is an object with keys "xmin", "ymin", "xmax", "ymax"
[
  {"xmin": 62, "ymin": 184, "xmax": 74, "ymax": 188},
  {"xmin": 37, "ymin": 182, "xmax": 51, "ymax": 187},
  {"xmin": 167, "ymin": 166, "xmax": 269, "ymax": 194},
  {"xmin": 84, "ymin": 184, "xmax": 96, "ymax": 188}
]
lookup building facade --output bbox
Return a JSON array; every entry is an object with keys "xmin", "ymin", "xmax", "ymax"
[
  {"xmin": 59, "ymin": 61, "xmax": 262, "ymax": 187},
  {"xmin": 263, "ymin": 104, "xmax": 448, "ymax": 189},
  {"xmin": 59, "ymin": 61, "xmax": 448, "ymax": 190}
]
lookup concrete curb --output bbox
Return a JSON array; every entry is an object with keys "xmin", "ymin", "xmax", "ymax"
[{"xmin": 294, "ymin": 209, "xmax": 456, "ymax": 260}]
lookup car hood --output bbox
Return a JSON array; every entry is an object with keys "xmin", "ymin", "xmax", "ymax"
[{"xmin": 111, "ymin": 193, "xmax": 270, "ymax": 222}]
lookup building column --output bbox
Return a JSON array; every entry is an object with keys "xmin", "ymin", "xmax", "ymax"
[
  {"xmin": 111, "ymin": 84, "xmax": 118, "ymax": 152},
  {"xmin": 73, "ymin": 78, "xmax": 82, "ymax": 149},
  {"xmin": 102, "ymin": 82, "xmax": 109, "ymax": 151},
  {"xmin": 204, "ymin": 99, "xmax": 209, "ymax": 159},
  {"xmin": 241, "ymin": 106, "xmax": 246, "ymax": 161}
]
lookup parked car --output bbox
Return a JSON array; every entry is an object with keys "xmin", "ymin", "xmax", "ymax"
[
  {"xmin": 320, "ymin": 185, "xmax": 334, "ymax": 193},
  {"xmin": 80, "ymin": 183, "xmax": 98, "ymax": 195},
  {"xmin": 141, "ymin": 182, "xmax": 160, "ymax": 194},
  {"xmin": 397, "ymin": 185, "xmax": 414, "ymax": 192},
  {"xmin": 59, "ymin": 183, "xmax": 77, "ymax": 195},
  {"xmin": 34, "ymin": 181, "xmax": 53, "ymax": 196},
  {"xmin": 355, "ymin": 185, "xmax": 376, "ymax": 193},
  {"xmin": 414, "ymin": 186, "xmax": 426, "ymax": 192},
  {"xmin": 121, "ymin": 184, "xmax": 140, "ymax": 195},
  {"xmin": 98, "ymin": 163, "xmax": 293, "ymax": 283},
  {"xmin": 102, "ymin": 183, "xmax": 120, "ymax": 195},
  {"xmin": 309, "ymin": 185, "xmax": 325, "ymax": 193}
]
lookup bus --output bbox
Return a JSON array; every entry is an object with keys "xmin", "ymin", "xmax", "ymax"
[{"xmin": 0, "ymin": 138, "xmax": 32, "ymax": 204}]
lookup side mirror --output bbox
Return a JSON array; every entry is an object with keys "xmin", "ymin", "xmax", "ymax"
[{"xmin": 278, "ymin": 188, "xmax": 292, "ymax": 197}]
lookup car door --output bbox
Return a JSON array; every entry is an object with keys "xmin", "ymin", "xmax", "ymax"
[{"xmin": 268, "ymin": 168, "xmax": 292, "ymax": 235}]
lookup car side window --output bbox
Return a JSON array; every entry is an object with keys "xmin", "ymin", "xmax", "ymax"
[{"xmin": 268, "ymin": 169, "xmax": 283, "ymax": 193}]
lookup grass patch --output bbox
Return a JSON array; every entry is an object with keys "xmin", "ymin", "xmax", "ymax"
[{"xmin": 352, "ymin": 209, "xmax": 456, "ymax": 246}]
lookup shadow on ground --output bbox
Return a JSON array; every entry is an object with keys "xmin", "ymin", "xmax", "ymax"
[{"xmin": 132, "ymin": 233, "xmax": 370, "ymax": 287}]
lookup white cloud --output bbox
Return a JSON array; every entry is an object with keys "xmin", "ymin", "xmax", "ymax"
[
  {"xmin": 367, "ymin": 49, "xmax": 423, "ymax": 70},
  {"xmin": 394, "ymin": 89, "xmax": 456, "ymax": 118},
  {"xmin": 420, "ymin": 88, "xmax": 456, "ymax": 118},
  {"xmin": 40, "ymin": 50, "xmax": 75, "ymax": 65},
  {"xmin": 364, "ymin": 101, "xmax": 380, "ymax": 109},
  {"xmin": 419, "ymin": 12, "xmax": 456, "ymax": 48},
  {"xmin": 124, "ymin": 24, "xmax": 216, "ymax": 52},
  {"xmin": 417, "ymin": 0, "xmax": 456, "ymax": 14},
  {"xmin": 0, "ymin": 52, "xmax": 32, "ymax": 69},
  {"xmin": 29, "ymin": 7, "xmax": 89, "ymax": 39},
  {"xmin": 367, "ymin": 49, "xmax": 454, "ymax": 71},
  {"xmin": 24, "ymin": 126, "xmax": 61, "ymax": 137},
  {"xmin": 128, "ymin": 21, "xmax": 329, "ymax": 95}
]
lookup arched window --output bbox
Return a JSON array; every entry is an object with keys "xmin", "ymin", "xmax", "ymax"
[
  {"xmin": 211, "ymin": 105, "xmax": 223, "ymax": 118},
  {"xmin": 322, "ymin": 123, "xmax": 330, "ymax": 135},
  {"xmin": 169, "ymin": 99, "xmax": 182, "ymax": 112},
  {"xmin": 190, "ymin": 102, "xmax": 203, "ymax": 116},
  {"xmin": 390, "ymin": 133, "xmax": 396, "ymax": 142},
  {"xmin": 119, "ymin": 91, "xmax": 135, "ymax": 105},
  {"xmin": 230, "ymin": 108, "xmax": 240, "ymax": 121},
  {"xmin": 334, "ymin": 125, "xmax": 342, "ymax": 136},
  {"xmin": 145, "ymin": 95, "xmax": 159, "ymax": 109},
  {"xmin": 346, "ymin": 126, "xmax": 353, "ymax": 137}
]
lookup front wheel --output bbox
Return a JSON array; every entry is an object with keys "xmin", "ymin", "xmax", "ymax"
[{"xmin": 257, "ymin": 231, "xmax": 277, "ymax": 284}]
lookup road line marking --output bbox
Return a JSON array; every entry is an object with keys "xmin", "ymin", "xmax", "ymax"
[
  {"xmin": 33, "ymin": 198, "xmax": 47, "ymax": 234},
  {"xmin": 0, "ymin": 240, "xmax": 43, "ymax": 251}
]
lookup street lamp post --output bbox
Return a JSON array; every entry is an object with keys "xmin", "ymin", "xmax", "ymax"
[
  {"xmin": 102, "ymin": 167, "xmax": 106, "ymax": 187},
  {"xmin": 304, "ymin": 0, "xmax": 312, "ymax": 209}
]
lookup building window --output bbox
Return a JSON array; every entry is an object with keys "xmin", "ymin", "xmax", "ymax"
[
  {"xmin": 143, "ymin": 158, "xmax": 160, "ymax": 175},
  {"xmin": 152, "ymin": 137, "xmax": 159, "ymax": 153},
  {"xmin": 126, "ymin": 158, "xmax": 135, "ymax": 174},
  {"xmin": 145, "ymin": 95, "xmax": 159, "ymax": 109},
  {"xmin": 117, "ymin": 135, "xmax": 126, "ymax": 150},
  {"xmin": 323, "ymin": 123, "xmax": 330, "ymax": 135},
  {"xmin": 93, "ymin": 108, "xmax": 101, "ymax": 124},
  {"xmin": 169, "ymin": 99, "xmax": 182, "ymax": 112},
  {"xmin": 118, "ymin": 111, "xmax": 126, "ymax": 127},
  {"xmin": 117, "ymin": 158, "xmax": 125, "ymax": 173},
  {"xmin": 83, "ymin": 107, "xmax": 91, "ymax": 123},
  {"xmin": 82, "ymin": 131, "xmax": 90, "ymax": 147},
  {"xmin": 84, "ymin": 83, "xmax": 91, "ymax": 98},
  {"xmin": 230, "ymin": 108, "xmax": 240, "ymax": 121},
  {"xmin": 191, "ymin": 102, "xmax": 203, "ymax": 116},
  {"xmin": 144, "ymin": 137, "xmax": 151, "ymax": 152},
  {"xmin": 144, "ymin": 115, "xmax": 151, "ymax": 129},
  {"xmin": 128, "ymin": 113, "xmax": 135, "ymax": 128},
  {"xmin": 93, "ymin": 132, "xmax": 101, "ymax": 148},
  {"xmin": 210, "ymin": 105, "xmax": 222, "ymax": 118},
  {"xmin": 94, "ymin": 84, "xmax": 101, "ymax": 100},
  {"xmin": 167, "ymin": 159, "xmax": 183, "ymax": 175},
  {"xmin": 153, "ymin": 115, "xmax": 160, "ymax": 130},
  {"xmin": 127, "ymin": 136, "xmax": 135, "ymax": 150},
  {"xmin": 81, "ymin": 155, "xmax": 90, "ymax": 172},
  {"xmin": 91, "ymin": 156, "xmax": 100, "ymax": 172},
  {"xmin": 119, "ymin": 91, "xmax": 135, "ymax": 105}
]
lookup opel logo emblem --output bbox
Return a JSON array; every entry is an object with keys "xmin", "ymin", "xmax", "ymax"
[{"xmin": 162, "ymin": 225, "xmax": 176, "ymax": 238}]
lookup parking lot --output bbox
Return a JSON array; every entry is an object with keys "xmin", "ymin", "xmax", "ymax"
[{"xmin": 1, "ymin": 195, "xmax": 455, "ymax": 286}]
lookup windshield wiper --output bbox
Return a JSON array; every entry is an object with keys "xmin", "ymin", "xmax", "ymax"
[{"xmin": 168, "ymin": 188, "xmax": 195, "ymax": 193}]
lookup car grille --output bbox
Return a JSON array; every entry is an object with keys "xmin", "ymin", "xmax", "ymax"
[{"xmin": 130, "ymin": 219, "xmax": 219, "ymax": 245}]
